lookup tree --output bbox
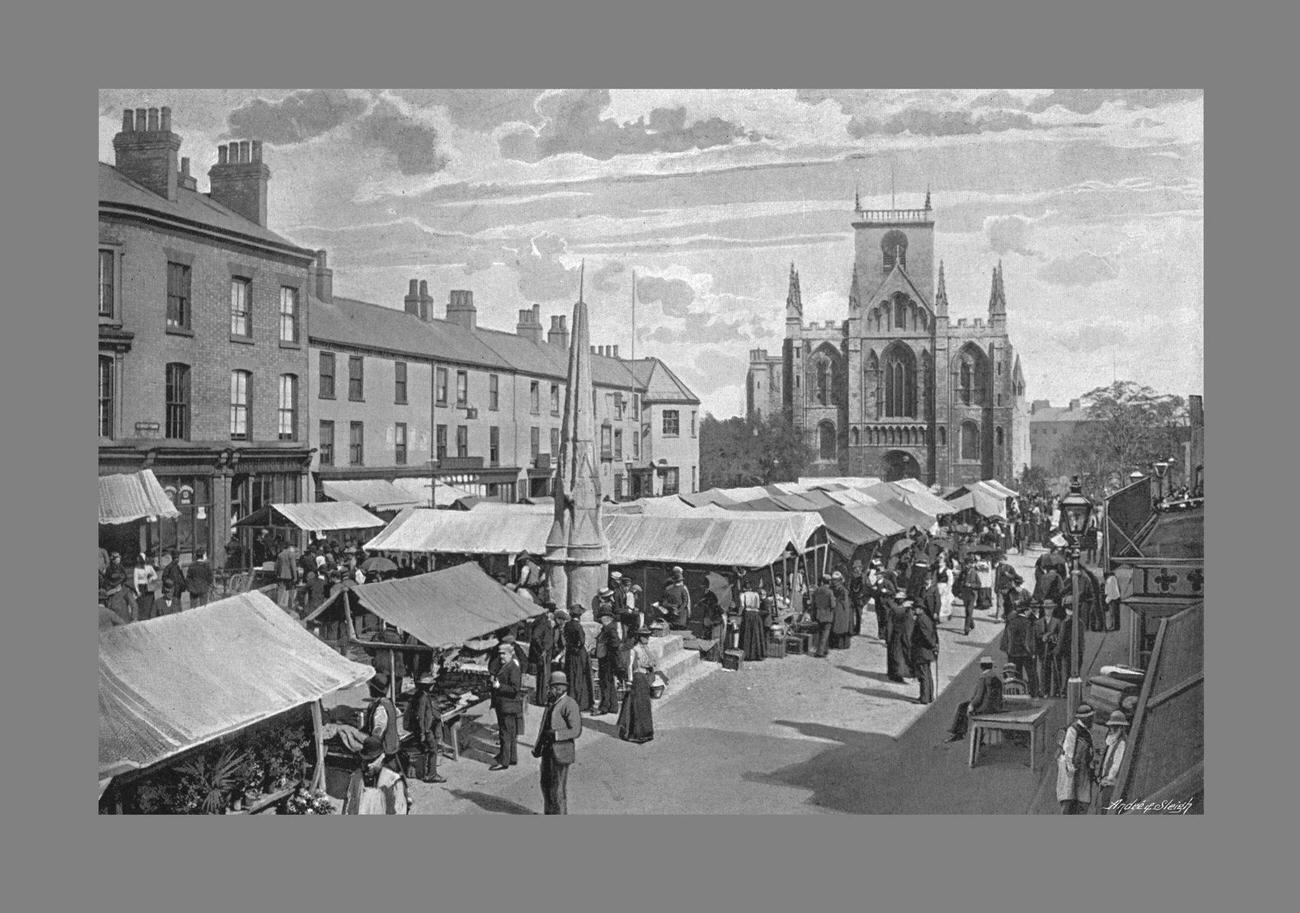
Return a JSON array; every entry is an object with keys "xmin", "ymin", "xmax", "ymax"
[
  {"xmin": 699, "ymin": 412, "xmax": 812, "ymax": 489},
  {"xmin": 1016, "ymin": 465, "xmax": 1050, "ymax": 496},
  {"xmin": 1057, "ymin": 381, "xmax": 1188, "ymax": 494}
]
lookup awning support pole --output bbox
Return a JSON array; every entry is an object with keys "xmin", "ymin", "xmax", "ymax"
[{"xmin": 310, "ymin": 700, "xmax": 326, "ymax": 792}]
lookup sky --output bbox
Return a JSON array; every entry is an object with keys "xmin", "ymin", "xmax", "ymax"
[{"xmin": 99, "ymin": 89, "xmax": 1203, "ymax": 418}]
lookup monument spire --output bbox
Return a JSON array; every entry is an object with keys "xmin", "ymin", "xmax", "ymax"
[{"xmin": 545, "ymin": 270, "xmax": 609, "ymax": 612}]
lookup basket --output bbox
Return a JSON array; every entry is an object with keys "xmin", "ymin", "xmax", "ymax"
[{"xmin": 650, "ymin": 682, "xmax": 666, "ymax": 699}]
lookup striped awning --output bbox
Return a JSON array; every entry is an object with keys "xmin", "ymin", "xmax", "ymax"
[{"xmin": 99, "ymin": 470, "xmax": 180, "ymax": 525}]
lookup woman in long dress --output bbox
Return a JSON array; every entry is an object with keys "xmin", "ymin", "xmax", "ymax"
[
  {"xmin": 936, "ymin": 553, "xmax": 954, "ymax": 623},
  {"xmin": 617, "ymin": 629, "xmax": 656, "ymax": 744},
  {"xmin": 830, "ymin": 574, "xmax": 853, "ymax": 650},
  {"xmin": 559, "ymin": 607, "xmax": 594, "ymax": 712},
  {"xmin": 737, "ymin": 581, "xmax": 767, "ymax": 661}
]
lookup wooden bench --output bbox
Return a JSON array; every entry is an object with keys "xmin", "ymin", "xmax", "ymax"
[{"xmin": 968, "ymin": 697, "xmax": 1050, "ymax": 772}]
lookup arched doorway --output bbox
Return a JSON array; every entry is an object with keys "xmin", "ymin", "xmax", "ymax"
[{"xmin": 881, "ymin": 449, "xmax": 921, "ymax": 482}]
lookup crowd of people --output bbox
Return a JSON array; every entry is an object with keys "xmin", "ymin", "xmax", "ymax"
[{"xmin": 97, "ymin": 547, "xmax": 212, "ymax": 622}]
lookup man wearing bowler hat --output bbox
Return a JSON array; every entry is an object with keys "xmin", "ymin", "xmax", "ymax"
[
  {"xmin": 1094, "ymin": 710, "xmax": 1130, "ymax": 813},
  {"xmin": 489, "ymin": 642, "xmax": 523, "ymax": 770},
  {"xmin": 944, "ymin": 656, "xmax": 1004, "ymax": 742},
  {"xmin": 536, "ymin": 671, "xmax": 582, "ymax": 815},
  {"xmin": 662, "ymin": 566, "xmax": 691, "ymax": 630},
  {"xmin": 594, "ymin": 608, "xmax": 625, "ymax": 716},
  {"xmin": 1057, "ymin": 704, "xmax": 1097, "ymax": 814}
]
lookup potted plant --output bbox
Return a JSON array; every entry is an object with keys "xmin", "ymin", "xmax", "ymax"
[{"xmin": 173, "ymin": 745, "xmax": 251, "ymax": 815}]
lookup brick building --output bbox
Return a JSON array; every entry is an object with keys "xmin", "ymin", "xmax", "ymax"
[
  {"xmin": 308, "ymin": 280, "xmax": 701, "ymax": 505},
  {"xmin": 99, "ymin": 105, "xmax": 317, "ymax": 568},
  {"xmin": 747, "ymin": 193, "xmax": 1030, "ymax": 488},
  {"xmin": 1029, "ymin": 398, "xmax": 1094, "ymax": 482}
]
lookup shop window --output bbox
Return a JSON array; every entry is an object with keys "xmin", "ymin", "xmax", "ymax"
[{"xmin": 152, "ymin": 475, "xmax": 212, "ymax": 568}]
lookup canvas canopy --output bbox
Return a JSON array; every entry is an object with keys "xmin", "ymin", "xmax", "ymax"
[
  {"xmin": 679, "ymin": 489, "xmax": 738, "ymax": 507},
  {"xmin": 309, "ymin": 562, "xmax": 543, "ymax": 649},
  {"xmin": 603, "ymin": 513, "xmax": 811, "ymax": 569},
  {"xmin": 234, "ymin": 501, "xmax": 384, "ymax": 532},
  {"xmin": 817, "ymin": 505, "xmax": 884, "ymax": 557},
  {"xmin": 389, "ymin": 477, "xmax": 477, "ymax": 508},
  {"xmin": 99, "ymin": 590, "xmax": 373, "ymax": 779},
  {"xmin": 839, "ymin": 504, "xmax": 907, "ymax": 539},
  {"xmin": 99, "ymin": 470, "xmax": 180, "ymax": 525},
  {"xmin": 866, "ymin": 496, "xmax": 934, "ymax": 531},
  {"xmin": 365, "ymin": 507, "xmax": 554, "ymax": 555},
  {"xmin": 945, "ymin": 481, "xmax": 1010, "ymax": 518},
  {"xmin": 861, "ymin": 481, "xmax": 956, "ymax": 518},
  {"xmin": 321, "ymin": 479, "xmax": 423, "ymax": 512}
]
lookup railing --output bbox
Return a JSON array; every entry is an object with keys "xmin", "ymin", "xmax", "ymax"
[{"xmin": 854, "ymin": 208, "xmax": 932, "ymax": 223}]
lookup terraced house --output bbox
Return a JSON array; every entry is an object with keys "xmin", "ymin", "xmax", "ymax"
[
  {"xmin": 99, "ymin": 105, "xmax": 319, "ymax": 568},
  {"xmin": 309, "ymin": 282, "xmax": 701, "ymax": 504}
]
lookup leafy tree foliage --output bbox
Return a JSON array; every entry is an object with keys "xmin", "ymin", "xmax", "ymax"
[
  {"xmin": 1057, "ymin": 381, "xmax": 1188, "ymax": 492},
  {"xmin": 700, "ymin": 413, "xmax": 812, "ymax": 489}
]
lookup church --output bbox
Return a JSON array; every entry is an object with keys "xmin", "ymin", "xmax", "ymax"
[{"xmin": 747, "ymin": 192, "xmax": 1031, "ymax": 488}]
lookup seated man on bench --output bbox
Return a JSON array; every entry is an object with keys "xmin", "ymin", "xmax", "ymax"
[{"xmin": 944, "ymin": 656, "xmax": 1004, "ymax": 743}]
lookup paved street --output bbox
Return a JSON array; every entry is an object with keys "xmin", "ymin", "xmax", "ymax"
[{"xmin": 401, "ymin": 550, "xmax": 1071, "ymax": 814}]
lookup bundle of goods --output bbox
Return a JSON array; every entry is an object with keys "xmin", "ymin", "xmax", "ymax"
[{"xmin": 436, "ymin": 654, "xmax": 493, "ymax": 713}]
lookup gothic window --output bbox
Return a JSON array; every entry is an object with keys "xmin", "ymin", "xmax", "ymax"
[
  {"xmin": 851, "ymin": 427, "xmax": 860, "ymax": 446},
  {"xmin": 960, "ymin": 361, "xmax": 973, "ymax": 406},
  {"xmin": 819, "ymin": 421, "xmax": 836, "ymax": 461},
  {"xmin": 938, "ymin": 426, "xmax": 947, "ymax": 447},
  {"xmin": 996, "ymin": 426, "xmax": 1005, "ymax": 447},
  {"xmin": 882, "ymin": 343, "xmax": 917, "ymax": 418},
  {"xmin": 894, "ymin": 293, "xmax": 908, "ymax": 330},
  {"xmin": 961, "ymin": 421, "xmax": 980, "ymax": 461},
  {"xmin": 816, "ymin": 360, "xmax": 830, "ymax": 405}
]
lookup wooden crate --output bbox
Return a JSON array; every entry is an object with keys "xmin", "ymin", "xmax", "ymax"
[
  {"xmin": 767, "ymin": 634, "xmax": 787, "ymax": 658},
  {"xmin": 785, "ymin": 633, "xmax": 812, "ymax": 655},
  {"xmin": 721, "ymin": 650, "xmax": 744, "ymax": 672}
]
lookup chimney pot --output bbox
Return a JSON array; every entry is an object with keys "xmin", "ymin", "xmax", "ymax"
[
  {"xmin": 239, "ymin": 140, "xmax": 251, "ymax": 163},
  {"xmin": 613, "ymin": 345, "xmax": 620, "ymax": 358},
  {"xmin": 122, "ymin": 109, "xmax": 134, "ymax": 132},
  {"xmin": 135, "ymin": 108, "xmax": 147, "ymax": 132},
  {"xmin": 419, "ymin": 279, "xmax": 429, "ymax": 296},
  {"xmin": 160, "ymin": 107, "xmax": 172, "ymax": 132},
  {"xmin": 147, "ymin": 108, "xmax": 159, "ymax": 132},
  {"xmin": 251, "ymin": 140, "xmax": 262, "ymax": 162},
  {"xmin": 218, "ymin": 145, "xmax": 229, "ymax": 165},
  {"xmin": 180, "ymin": 157, "xmax": 190, "ymax": 176},
  {"xmin": 317, "ymin": 250, "xmax": 327, "ymax": 269},
  {"xmin": 409, "ymin": 279, "xmax": 419, "ymax": 295}
]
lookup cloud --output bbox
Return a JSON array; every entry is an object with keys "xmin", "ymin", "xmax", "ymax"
[
  {"xmin": 226, "ymin": 90, "xmax": 367, "ymax": 145},
  {"xmin": 354, "ymin": 100, "xmax": 449, "ymax": 175},
  {"xmin": 643, "ymin": 315, "xmax": 749, "ymax": 345},
  {"xmin": 392, "ymin": 89, "xmax": 544, "ymax": 132},
  {"xmin": 509, "ymin": 232, "xmax": 579, "ymax": 301},
  {"xmin": 1037, "ymin": 251, "xmax": 1119, "ymax": 286},
  {"xmin": 985, "ymin": 215, "xmax": 1042, "ymax": 257},
  {"xmin": 499, "ymin": 89, "xmax": 758, "ymax": 162},
  {"xmin": 590, "ymin": 261, "xmax": 626, "ymax": 294},
  {"xmin": 1020, "ymin": 89, "xmax": 1202, "ymax": 115},
  {"xmin": 635, "ymin": 275, "xmax": 696, "ymax": 318},
  {"xmin": 1052, "ymin": 323, "xmax": 1127, "ymax": 354},
  {"xmin": 796, "ymin": 90, "xmax": 1038, "ymax": 137}
]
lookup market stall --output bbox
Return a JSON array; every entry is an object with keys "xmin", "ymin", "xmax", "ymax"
[
  {"xmin": 232, "ymin": 501, "xmax": 385, "ymax": 570},
  {"xmin": 321, "ymin": 479, "xmax": 424, "ymax": 514},
  {"xmin": 944, "ymin": 480, "xmax": 1012, "ymax": 519},
  {"xmin": 98, "ymin": 469, "xmax": 181, "ymax": 572},
  {"xmin": 99, "ymin": 590, "xmax": 374, "ymax": 814},
  {"xmin": 305, "ymin": 562, "xmax": 545, "ymax": 761}
]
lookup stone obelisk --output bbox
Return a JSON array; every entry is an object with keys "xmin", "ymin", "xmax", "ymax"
[{"xmin": 545, "ymin": 263, "xmax": 609, "ymax": 616}]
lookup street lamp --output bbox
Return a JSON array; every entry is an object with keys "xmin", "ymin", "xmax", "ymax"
[
  {"xmin": 1058, "ymin": 476, "xmax": 1095, "ymax": 711},
  {"xmin": 1152, "ymin": 460, "xmax": 1169, "ymax": 503}
]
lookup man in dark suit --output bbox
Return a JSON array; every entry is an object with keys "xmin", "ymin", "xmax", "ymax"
[
  {"xmin": 810, "ymin": 575, "xmax": 835, "ymax": 657},
  {"xmin": 489, "ymin": 643, "xmax": 523, "ymax": 770},
  {"xmin": 910, "ymin": 603, "xmax": 939, "ymax": 704},
  {"xmin": 528, "ymin": 609, "xmax": 559, "ymax": 706},
  {"xmin": 536, "ymin": 671, "xmax": 583, "ymax": 815},
  {"xmin": 945, "ymin": 656, "xmax": 1004, "ymax": 741},
  {"xmin": 594, "ymin": 609, "xmax": 625, "ymax": 715},
  {"xmin": 1005, "ymin": 603, "xmax": 1040, "ymax": 696},
  {"xmin": 886, "ymin": 592, "xmax": 914, "ymax": 682},
  {"xmin": 186, "ymin": 549, "xmax": 213, "ymax": 608}
]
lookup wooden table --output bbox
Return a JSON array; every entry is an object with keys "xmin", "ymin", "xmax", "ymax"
[
  {"xmin": 968, "ymin": 697, "xmax": 1051, "ymax": 771},
  {"xmin": 438, "ymin": 697, "xmax": 487, "ymax": 762}
]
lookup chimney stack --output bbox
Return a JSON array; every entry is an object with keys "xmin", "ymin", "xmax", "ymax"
[
  {"xmin": 612, "ymin": 345, "xmax": 620, "ymax": 358},
  {"xmin": 1069, "ymin": 398, "xmax": 1081, "ymax": 412},
  {"xmin": 113, "ymin": 104, "xmax": 182, "ymax": 201},
  {"xmin": 404, "ymin": 279, "xmax": 422, "ymax": 318},
  {"xmin": 418, "ymin": 280, "xmax": 433, "ymax": 320},
  {"xmin": 547, "ymin": 314, "xmax": 570, "ymax": 350},
  {"xmin": 446, "ymin": 289, "xmax": 477, "ymax": 330},
  {"xmin": 208, "ymin": 139, "xmax": 271, "ymax": 226},
  {"xmin": 517, "ymin": 304, "xmax": 544, "ymax": 342},
  {"xmin": 313, "ymin": 250, "xmax": 333, "ymax": 303},
  {"xmin": 178, "ymin": 156, "xmax": 197, "ymax": 191}
]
